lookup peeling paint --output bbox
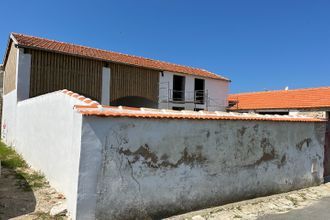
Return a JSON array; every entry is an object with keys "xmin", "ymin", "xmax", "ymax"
[
  {"xmin": 119, "ymin": 144, "xmax": 207, "ymax": 169},
  {"xmin": 296, "ymin": 138, "xmax": 312, "ymax": 151},
  {"xmin": 238, "ymin": 126, "xmax": 247, "ymax": 137},
  {"xmin": 254, "ymin": 138, "xmax": 276, "ymax": 165}
]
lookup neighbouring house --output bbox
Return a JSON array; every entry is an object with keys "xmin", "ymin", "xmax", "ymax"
[
  {"xmin": 227, "ymin": 87, "xmax": 330, "ymax": 179},
  {"xmin": 227, "ymin": 87, "xmax": 330, "ymax": 118}
]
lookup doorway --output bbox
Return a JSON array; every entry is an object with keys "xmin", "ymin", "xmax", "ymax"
[
  {"xmin": 194, "ymin": 78, "xmax": 205, "ymax": 104},
  {"xmin": 173, "ymin": 75, "xmax": 185, "ymax": 102}
]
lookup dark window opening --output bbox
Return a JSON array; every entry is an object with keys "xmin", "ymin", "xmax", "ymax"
[
  {"xmin": 228, "ymin": 100, "xmax": 238, "ymax": 108},
  {"xmin": 194, "ymin": 108, "xmax": 204, "ymax": 111},
  {"xmin": 172, "ymin": 106, "xmax": 185, "ymax": 111},
  {"xmin": 194, "ymin": 78, "xmax": 205, "ymax": 104},
  {"xmin": 257, "ymin": 111, "xmax": 289, "ymax": 115},
  {"xmin": 173, "ymin": 75, "xmax": 185, "ymax": 102}
]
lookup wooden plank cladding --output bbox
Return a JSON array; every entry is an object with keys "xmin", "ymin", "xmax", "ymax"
[
  {"xmin": 4, "ymin": 42, "xmax": 17, "ymax": 95},
  {"xmin": 110, "ymin": 63, "xmax": 159, "ymax": 108},
  {"xmin": 28, "ymin": 49, "xmax": 103, "ymax": 101}
]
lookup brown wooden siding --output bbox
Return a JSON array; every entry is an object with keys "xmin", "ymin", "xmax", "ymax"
[
  {"xmin": 110, "ymin": 63, "xmax": 159, "ymax": 106},
  {"xmin": 4, "ymin": 42, "xmax": 17, "ymax": 95},
  {"xmin": 28, "ymin": 49, "xmax": 103, "ymax": 101}
]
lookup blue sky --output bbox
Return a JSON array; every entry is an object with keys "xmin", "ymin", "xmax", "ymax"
[{"xmin": 0, "ymin": 0, "xmax": 329, "ymax": 93}]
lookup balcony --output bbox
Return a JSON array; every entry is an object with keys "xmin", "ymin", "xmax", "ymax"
[{"xmin": 169, "ymin": 89, "xmax": 206, "ymax": 104}]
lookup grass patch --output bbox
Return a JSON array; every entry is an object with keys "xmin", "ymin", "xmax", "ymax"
[
  {"xmin": 0, "ymin": 142, "xmax": 27, "ymax": 169},
  {"xmin": 0, "ymin": 141, "xmax": 47, "ymax": 190},
  {"xmin": 33, "ymin": 212, "xmax": 65, "ymax": 220}
]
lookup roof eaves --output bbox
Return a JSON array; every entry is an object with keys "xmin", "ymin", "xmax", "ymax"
[
  {"xmin": 228, "ymin": 86, "xmax": 330, "ymax": 97},
  {"xmin": 2, "ymin": 33, "xmax": 22, "ymax": 67},
  {"xmin": 17, "ymin": 43, "xmax": 230, "ymax": 81},
  {"xmin": 229, "ymin": 106, "xmax": 330, "ymax": 111}
]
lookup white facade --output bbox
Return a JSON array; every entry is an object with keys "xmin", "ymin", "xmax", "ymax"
[{"xmin": 159, "ymin": 71, "xmax": 229, "ymax": 111}]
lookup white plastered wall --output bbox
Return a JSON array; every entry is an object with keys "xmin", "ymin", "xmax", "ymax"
[
  {"xmin": 15, "ymin": 91, "xmax": 85, "ymax": 218},
  {"xmin": 205, "ymin": 78, "xmax": 229, "ymax": 111},
  {"xmin": 1, "ymin": 90, "xmax": 17, "ymax": 146},
  {"xmin": 16, "ymin": 48, "xmax": 31, "ymax": 102},
  {"xmin": 158, "ymin": 71, "xmax": 229, "ymax": 111},
  {"xmin": 2, "ymin": 48, "xmax": 31, "ymax": 146},
  {"xmin": 101, "ymin": 67, "xmax": 111, "ymax": 105}
]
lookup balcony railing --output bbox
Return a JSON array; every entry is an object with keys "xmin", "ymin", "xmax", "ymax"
[{"xmin": 169, "ymin": 89, "xmax": 206, "ymax": 104}]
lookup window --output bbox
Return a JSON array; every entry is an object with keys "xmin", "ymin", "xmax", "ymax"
[
  {"xmin": 194, "ymin": 108, "xmax": 204, "ymax": 111},
  {"xmin": 194, "ymin": 78, "xmax": 205, "ymax": 104},
  {"xmin": 173, "ymin": 75, "xmax": 185, "ymax": 102},
  {"xmin": 172, "ymin": 106, "xmax": 185, "ymax": 111}
]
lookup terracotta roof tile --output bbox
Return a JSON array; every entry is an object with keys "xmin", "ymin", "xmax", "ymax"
[
  {"xmin": 62, "ymin": 89, "xmax": 99, "ymax": 107},
  {"xmin": 8, "ymin": 33, "xmax": 229, "ymax": 81},
  {"xmin": 228, "ymin": 87, "xmax": 330, "ymax": 111},
  {"xmin": 60, "ymin": 89, "xmax": 324, "ymax": 122},
  {"xmin": 74, "ymin": 105, "xmax": 324, "ymax": 122}
]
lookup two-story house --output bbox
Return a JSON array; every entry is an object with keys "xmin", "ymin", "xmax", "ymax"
[{"xmin": 2, "ymin": 33, "xmax": 230, "ymax": 144}]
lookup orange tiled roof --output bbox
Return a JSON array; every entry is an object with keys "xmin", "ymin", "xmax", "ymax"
[
  {"xmin": 60, "ymin": 90, "xmax": 324, "ymax": 122},
  {"xmin": 228, "ymin": 87, "xmax": 330, "ymax": 111},
  {"xmin": 6, "ymin": 33, "xmax": 229, "ymax": 81}
]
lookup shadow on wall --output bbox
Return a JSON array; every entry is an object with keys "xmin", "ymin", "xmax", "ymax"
[
  {"xmin": 0, "ymin": 167, "xmax": 36, "ymax": 219},
  {"xmin": 111, "ymin": 96, "xmax": 158, "ymax": 108}
]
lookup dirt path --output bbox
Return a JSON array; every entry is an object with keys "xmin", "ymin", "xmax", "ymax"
[
  {"xmin": 0, "ymin": 142, "xmax": 68, "ymax": 220},
  {"xmin": 0, "ymin": 166, "xmax": 67, "ymax": 220},
  {"xmin": 166, "ymin": 183, "xmax": 330, "ymax": 220}
]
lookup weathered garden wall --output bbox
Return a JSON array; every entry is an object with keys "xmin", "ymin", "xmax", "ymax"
[{"xmin": 78, "ymin": 116, "xmax": 326, "ymax": 219}]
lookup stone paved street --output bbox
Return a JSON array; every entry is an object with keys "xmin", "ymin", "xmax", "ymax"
[
  {"xmin": 166, "ymin": 183, "xmax": 330, "ymax": 220},
  {"xmin": 258, "ymin": 196, "xmax": 330, "ymax": 220}
]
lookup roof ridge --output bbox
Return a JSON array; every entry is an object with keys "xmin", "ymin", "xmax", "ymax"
[
  {"xmin": 229, "ymin": 86, "xmax": 330, "ymax": 96},
  {"xmin": 11, "ymin": 33, "xmax": 227, "ymax": 80}
]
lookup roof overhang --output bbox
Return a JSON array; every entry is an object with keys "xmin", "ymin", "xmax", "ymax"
[{"xmin": 2, "ymin": 33, "xmax": 231, "ymax": 82}]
